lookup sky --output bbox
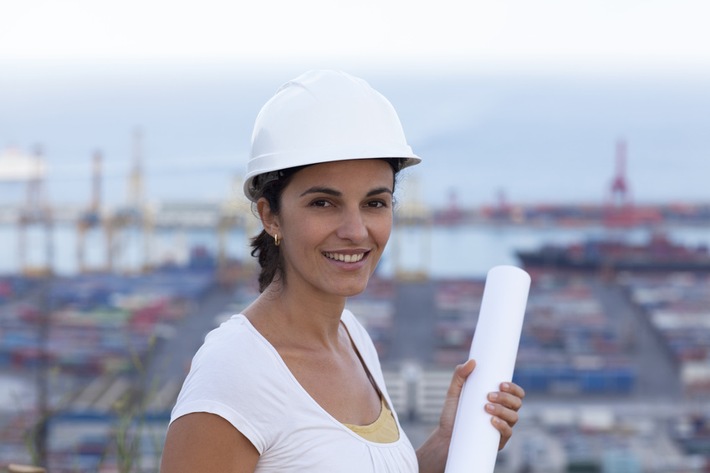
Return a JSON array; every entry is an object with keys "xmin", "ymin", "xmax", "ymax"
[
  {"xmin": 2, "ymin": 0, "xmax": 710, "ymax": 73},
  {"xmin": 2, "ymin": 0, "xmax": 710, "ymax": 208}
]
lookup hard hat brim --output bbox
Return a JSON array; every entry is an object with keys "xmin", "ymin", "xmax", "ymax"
[{"xmin": 243, "ymin": 151, "xmax": 420, "ymax": 202}]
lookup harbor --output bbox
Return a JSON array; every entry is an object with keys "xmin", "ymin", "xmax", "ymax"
[
  {"xmin": 2, "ymin": 96, "xmax": 710, "ymax": 472},
  {"xmin": 2, "ymin": 141, "xmax": 710, "ymax": 471},
  {"xmin": 1, "ymin": 238, "xmax": 710, "ymax": 471}
]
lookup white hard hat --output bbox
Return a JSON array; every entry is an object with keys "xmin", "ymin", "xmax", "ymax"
[{"xmin": 243, "ymin": 70, "xmax": 421, "ymax": 201}]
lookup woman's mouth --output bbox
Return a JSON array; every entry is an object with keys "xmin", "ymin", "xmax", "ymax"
[{"xmin": 323, "ymin": 252, "xmax": 367, "ymax": 263}]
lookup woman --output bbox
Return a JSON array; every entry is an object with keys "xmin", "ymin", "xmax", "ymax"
[{"xmin": 160, "ymin": 70, "xmax": 525, "ymax": 472}]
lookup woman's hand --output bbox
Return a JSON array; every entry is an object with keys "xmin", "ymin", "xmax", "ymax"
[
  {"xmin": 486, "ymin": 376, "xmax": 525, "ymax": 450},
  {"xmin": 439, "ymin": 359, "xmax": 525, "ymax": 450},
  {"xmin": 416, "ymin": 359, "xmax": 525, "ymax": 472}
]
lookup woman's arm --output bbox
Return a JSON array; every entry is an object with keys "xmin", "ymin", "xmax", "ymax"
[
  {"xmin": 415, "ymin": 360, "xmax": 525, "ymax": 473},
  {"xmin": 160, "ymin": 412, "xmax": 259, "ymax": 473}
]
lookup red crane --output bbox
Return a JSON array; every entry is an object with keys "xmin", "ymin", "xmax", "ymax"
[
  {"xmin": 604, "ymin": 139, "xmax": 661, "ymax": 227},
  {"xmin": 609, "ymin": 139, "xmax": 630, "ymax": 207}
]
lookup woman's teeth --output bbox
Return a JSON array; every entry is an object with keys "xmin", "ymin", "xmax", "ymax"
[{"xmin": 324, "ymin": 252, "xmax": 365, "ymax": 263}]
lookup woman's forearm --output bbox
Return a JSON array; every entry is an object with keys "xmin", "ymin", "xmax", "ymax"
[{"xmin": 416, "ymin": 427, "xmax": 450, "ymax": 473}]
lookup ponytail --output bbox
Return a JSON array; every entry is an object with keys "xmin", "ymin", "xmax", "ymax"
[
  {"xmin": 249, "ymin": 166, "xmax": 303, "ymax": 292},
  {"xmin": 250, "ymin": 229, "xmax": 281, "ymax": 292}
]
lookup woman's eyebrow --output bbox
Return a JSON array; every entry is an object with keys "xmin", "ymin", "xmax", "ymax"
[
  {"xmin": 299, "ymin": 186, "xmax": 393, "ymax": 197},
  {"xmin": 300, "ymin": 186, "xmax": 340, "ymax": 197},
  {"xmin": 367, "ymin": 187, "xmax": 394, "ymax": 197}
]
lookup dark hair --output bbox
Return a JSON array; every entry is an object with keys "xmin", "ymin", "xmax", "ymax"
[{"xmin": 249, "ymin": 158, "xmax": 403, "ymax": 292}]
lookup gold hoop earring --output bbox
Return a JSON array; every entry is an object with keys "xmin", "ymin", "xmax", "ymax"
[{"xmin": 274, "ymin": 234, "xmax": 280, "ymax": 247}]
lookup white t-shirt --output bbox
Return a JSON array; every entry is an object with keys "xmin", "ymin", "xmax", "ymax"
[{"xmin": 170, "ymin": 310, "xmax": 418, "ymax": 472}]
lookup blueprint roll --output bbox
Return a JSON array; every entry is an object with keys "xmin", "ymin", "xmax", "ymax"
[{"xmin": 444, "ymin": 265, "xmax": 530, "ymax": 473}]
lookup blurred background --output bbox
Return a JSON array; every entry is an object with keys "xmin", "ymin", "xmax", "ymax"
[{"xmin": 1, "ymin": 1, "xmax": 710, "ymax": 471}]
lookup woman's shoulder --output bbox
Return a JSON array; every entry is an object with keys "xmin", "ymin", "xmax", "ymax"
[
  {"xmin": 201, "ymin": 313, "xmax": 249, "ymax": 343},
  {"xmin": 193, "ymin": 314, "xmax": 274, "ymax": 365},
  {"xmin": 203, "ymin": 313, "xmax": 251, "ymax": 340},
  {"xmin": 171, "ymin": 314, "xmax": 293, "ymax": 453},
  {"xmin": 175, "ymin": 313, "xmax": 291, "ymax": 412}
]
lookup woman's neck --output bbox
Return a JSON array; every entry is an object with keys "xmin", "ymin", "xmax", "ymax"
[{"xmin": 245, "ymin": 282, "xmax": 348, "ymax": 350}]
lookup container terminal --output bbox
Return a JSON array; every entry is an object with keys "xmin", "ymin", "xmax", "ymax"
[{"xmin": 1, "ymin": 257, "xmax": 709, "ymax": 472}]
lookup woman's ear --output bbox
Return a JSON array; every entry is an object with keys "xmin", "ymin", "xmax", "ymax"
[{"xmin": 257, "ymin": 198, "xmax": 280, "ymax": 236}]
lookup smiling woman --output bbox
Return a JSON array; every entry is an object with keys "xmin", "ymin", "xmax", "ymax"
[
  {"xmin": 259, "ymin": 159, "xmax": 395, "ymax": 298},
  {"xmin": 159, "ymin": 70, "xmax": 526, "ymax": 473}
]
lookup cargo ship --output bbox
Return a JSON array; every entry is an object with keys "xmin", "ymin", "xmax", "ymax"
[{"xmin": 516, "ymin": 233, "xmax": 710, "ymax": 272}]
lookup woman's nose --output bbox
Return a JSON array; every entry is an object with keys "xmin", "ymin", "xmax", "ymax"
[{"xmin": 336, "ymin": 207, "xmax": 368, "ymax": 242}]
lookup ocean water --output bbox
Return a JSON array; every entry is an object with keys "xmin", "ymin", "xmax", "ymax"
[{"xmin": 2, "ymin": 222, "xmax": 709, "ymax": 278}]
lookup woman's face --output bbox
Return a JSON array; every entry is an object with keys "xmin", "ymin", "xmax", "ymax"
[{"xmin": 266, "ymin": 159, "xmax": 394, "ymax": 299}]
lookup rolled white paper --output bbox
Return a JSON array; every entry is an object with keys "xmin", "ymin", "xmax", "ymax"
[{"xmin": 444, "ymin": 265, "xmax": 530, "ymax": 473}]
